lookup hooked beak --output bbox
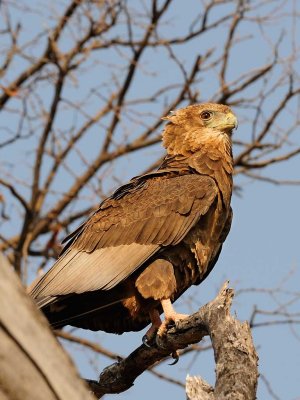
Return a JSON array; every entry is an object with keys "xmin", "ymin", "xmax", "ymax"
[{"xmin": 221, "ymin": 112, "xmax": 238, "ymax": 133}]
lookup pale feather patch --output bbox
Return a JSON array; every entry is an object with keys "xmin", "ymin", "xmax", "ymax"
[{"xmin": 31, "ymin": 243, "xmax": 159, "ymax": 298}]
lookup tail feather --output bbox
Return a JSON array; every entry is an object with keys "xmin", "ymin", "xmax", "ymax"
[{"xmin": 48, "ymin": 298, "xmax": 124, "ymax": 329}]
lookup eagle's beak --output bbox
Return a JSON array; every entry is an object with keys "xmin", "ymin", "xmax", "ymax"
[
  {"xmin": 227, "ymin": 113, "xmax": 238, "ymax": 129},
  {"xmin": 220, "ymin": 113, "xmax": 238, "ymax": 133}
]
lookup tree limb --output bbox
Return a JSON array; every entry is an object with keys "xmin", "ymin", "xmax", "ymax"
[{"xmin": 87, "ymin": 282, "xmax": 258, "ymax": 399}]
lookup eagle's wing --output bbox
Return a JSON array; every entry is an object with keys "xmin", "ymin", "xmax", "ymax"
[{"xmin": 30, "ymin": 174, "xmax": 218, "ymax": 301}]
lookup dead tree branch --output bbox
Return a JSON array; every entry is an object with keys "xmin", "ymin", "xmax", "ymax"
[{"xmin": 87, "ymin": 282, "xmax": 258, "ymax": 399}]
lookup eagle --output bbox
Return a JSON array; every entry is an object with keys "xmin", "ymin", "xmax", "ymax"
[{"xmin": 30, "ymin": 103, "xmax": 237, "ymax": 345}]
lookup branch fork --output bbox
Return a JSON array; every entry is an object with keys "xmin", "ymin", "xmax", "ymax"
[{"xmin": 88, "ymin": 282, "xmax": 258, "ymax": 399}]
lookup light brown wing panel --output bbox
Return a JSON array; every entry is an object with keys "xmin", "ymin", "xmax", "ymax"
[
  {"xmin": 30, "ymin": 174, "xmax": 218, "ymax": 300},
  {"xmin": 31, "ymin": 243, "xmax": 159, "ymax": 298}
]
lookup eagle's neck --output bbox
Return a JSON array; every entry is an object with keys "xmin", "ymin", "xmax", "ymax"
[
  {"xmin": 191, "ymin": 146, "xmax": 233, "ymax": 207},
  {"xmin": 163, "ymin": 123, "xmax": 232, "ymax": 156},
  {"xmin": 161, "ymin": 140, "xmax": 233, "ymax": 207}
]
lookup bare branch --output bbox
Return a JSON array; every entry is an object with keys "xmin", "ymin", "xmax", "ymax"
[
  {"xmin": 0, "ymin": 0, "xmax": 82, "ymax": 109},
  {"xmin": 87, "ymin": 283, "xmax": 258, "ymax": 399},
  {"xmin": 0, "ymin": 178, "xmax": 29, "ymax": 213}
]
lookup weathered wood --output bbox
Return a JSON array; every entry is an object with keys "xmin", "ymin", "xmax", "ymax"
[
  {"xmin": 186, "ymin": 375, "xmax": 214, "ymax": 400},
  {"xmin": 186, "ymin": 283, "xmax": 259, "ymax": 399},
  {"xmin": 0, "ymin": 253, "xmax": 94, "ymax": 400},
  {"xmin": 88, "ymin": 282, "xmax": 258, "ymax": 399}
]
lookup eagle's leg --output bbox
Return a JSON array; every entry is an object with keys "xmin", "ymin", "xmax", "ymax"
[
  {"xmin": 161, "ymin": 298, "xmax": 189, "ymax": 323},
  {"xmin": 136, "ymin": 259, "xmax": 185, "ymax": 346},
  {"xmin": 142, "ymin": 308, "xmax": 162, "ymax": 347},
  {"xmin": 157, "ymin": 298, "xmax": 189, "ymax": 337},
  {"xmin": 157, "ymin": 299, "xmax": 189, "ymax": 365}
]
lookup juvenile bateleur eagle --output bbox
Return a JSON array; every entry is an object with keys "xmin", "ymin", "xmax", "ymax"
[{"xmin": 30, "ymin": 103, "xmax": 237, "ymax": 343}]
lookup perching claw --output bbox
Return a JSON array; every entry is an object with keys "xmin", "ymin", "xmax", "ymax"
[
  {"xmin": 142, "ymin": 334, "xmax": 152, "ymax": 348},
  {"xmin": 168, "ymin": 350, "xmax": 179, "ymax": 365}
]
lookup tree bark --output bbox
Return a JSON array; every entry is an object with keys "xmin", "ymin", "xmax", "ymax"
[
  {"xmin": 0, "ymin": 253, "xmax": 94, "ymax": 400},
  {"xmin": 186, "ymin": 282, "xmax": 259, "ymax": 399},
  {"xmin": 186, "ymin": 376, "xmax": 214, "ymax": 400},
  {"xmin": 0, "ymin": 254, "xmax": 258, "ymax": 400},
  {"xmin": 88, "ymin": 282, "xmax": 259, "ymax": 399}
]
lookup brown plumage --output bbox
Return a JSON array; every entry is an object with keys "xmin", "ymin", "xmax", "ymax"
[{"xmin": 30, "ymin": 103, "xmax": 237, "ymax": 338}]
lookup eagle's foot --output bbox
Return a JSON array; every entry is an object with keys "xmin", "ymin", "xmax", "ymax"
[
  {"xmin": 160, "ymin": 298, "xmax": 189, "ymax": 330},
  {"xmin": 157, "ymin": 318, "xmax": 173, "ymax": 337},
  {"xmin": 142, "ymin": 308, "xmax": 162, "ymax": 347},
  {"xmin": 156, "ymin": 324, "xmax": 181, "ymax": 365},
  {"xmin": 156, "ymin": 299, "xmax": 189, "ymax": 365},
  {"xmin": 142, "ymin": 334, "xmax": 153, "ymax": 348}
]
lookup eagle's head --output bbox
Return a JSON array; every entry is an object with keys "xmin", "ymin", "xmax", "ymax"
[{"xmin": 162, "ymin": 103, "xmax": 237, "ymax": 156}]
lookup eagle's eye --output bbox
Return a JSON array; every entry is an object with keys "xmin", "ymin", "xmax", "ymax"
[{"xmin": 200, "ymin": 111, "xmax": 213, "ymax": 121}]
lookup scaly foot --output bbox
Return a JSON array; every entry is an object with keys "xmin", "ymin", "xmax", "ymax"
[
  {"xmin": 157, "ymin": 298, "xmax": 189, "ymax": 337},
  {"xmin": 142, "ymin": 308, "xmax": 162, "ymax": 347},
  {"xmin": 156, "ymin": 298, "xmax": 189, "ymax": 365}
]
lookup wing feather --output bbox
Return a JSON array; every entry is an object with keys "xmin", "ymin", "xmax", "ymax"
[
  {"xmin": 30, "ymin": 174, "xmax": 218, "ymax": 301},
  {"xmin": 31, "ymin": 243, "xmax": 158, "ymax": 298}
]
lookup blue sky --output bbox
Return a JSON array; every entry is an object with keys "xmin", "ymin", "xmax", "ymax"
[{"xmin": 1, "ymin": 1, "xmax": 300, "ymax": 399}]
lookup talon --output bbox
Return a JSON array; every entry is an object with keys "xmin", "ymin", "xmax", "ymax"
[
  {"xmin": 157, "ymin": 320, "xmax": 169, "ymax": 337},
  {"xmin": 142, "ymin": 334, "xmax": 152, "ymax": 348},
  {"xmin": 168, "ymin": 350, "xmax": 179, "ymax": 365},
  {"xmin": 157, "ymin": 317, "xmax": 178, "ymax": 337},
  {"xmin": 166, "ymin": 319, "xmax": 176, "ymax": 329},
  {"xmin": 143, "ymin": 308, "xmax": 162, "ymax": 346}
]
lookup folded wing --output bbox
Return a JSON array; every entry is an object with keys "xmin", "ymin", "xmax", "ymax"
[{"xmin": 30, "ymin": 174, "xmax": 218, "ymax": 301}]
